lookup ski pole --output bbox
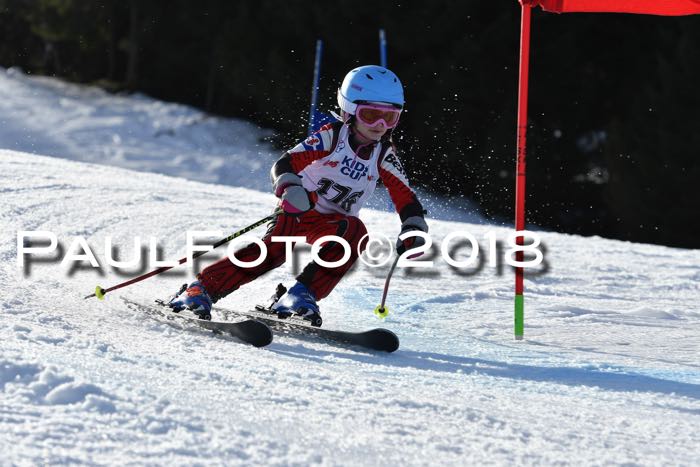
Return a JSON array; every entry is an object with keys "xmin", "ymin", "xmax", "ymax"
[
  {"xmin": 84, "ymin": 210, "xmax": 281, "ymax": 300},
  {"xmin": 374, "ymin": 255, "xmax": 399, "ymax": 319}
]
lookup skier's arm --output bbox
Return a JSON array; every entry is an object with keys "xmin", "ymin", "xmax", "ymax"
[
  {"xmin": 270, "ymin": 124, "xmax": 336, "ymax": 215},
  {"xmin": 379, "ymin": 148, "xmax": 429, "ymax": 258},
  {"xmin": 378, "ymin": 148, "xmax": 425, "ymax": 222},
  {"xmin": 270, "ymin": 124, "xmax": 335, "ymax": 180}
]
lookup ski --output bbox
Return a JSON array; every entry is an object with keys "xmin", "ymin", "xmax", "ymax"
[
  {"xmin": 219, "ymin": 305, "xmax": 400, "ymax": 353},
  {"xmin": 121, "ymin": 297, "xmax": 273, "ymax": 348}
]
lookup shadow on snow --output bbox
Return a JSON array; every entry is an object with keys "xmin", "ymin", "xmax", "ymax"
[{"xmin": 269, "ymin": 342, "xmax": 700, "ymax": 403}]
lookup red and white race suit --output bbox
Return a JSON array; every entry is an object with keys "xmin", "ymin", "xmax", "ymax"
[{"xmin": 197, "ymin": 122, "xmax": 425, "ymax": 301}]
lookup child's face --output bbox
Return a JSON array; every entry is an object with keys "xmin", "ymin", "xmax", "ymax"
[{"xmin": 354, "ymin": 119, "xmax": 389, "ymax": 142}]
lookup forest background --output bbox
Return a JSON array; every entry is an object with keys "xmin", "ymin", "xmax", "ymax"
[{"xmin": 1, "ymin": 0, "xmax": 698, "ymax": 248}]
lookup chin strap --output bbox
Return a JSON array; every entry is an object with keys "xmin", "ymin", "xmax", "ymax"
[{"xmin": 329, "ymin": 110, "xmax": 345, "ymax": 122}]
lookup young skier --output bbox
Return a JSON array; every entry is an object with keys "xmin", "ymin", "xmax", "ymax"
[{"xmin": 167, "ymin": 65, "xmax": 428, "ymax": 324}]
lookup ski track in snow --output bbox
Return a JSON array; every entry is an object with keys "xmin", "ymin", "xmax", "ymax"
[{"xmin": 1, "ymin": 68, "xmax": 699, "ymax": 465}]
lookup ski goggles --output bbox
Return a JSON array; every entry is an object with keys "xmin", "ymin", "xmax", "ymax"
[{"xmin": 355, "ymin": 103, "xmax": 402, "ymax": 128}]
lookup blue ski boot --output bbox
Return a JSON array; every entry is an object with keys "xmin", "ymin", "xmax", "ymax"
[
  {"xmin": 271, "ymin": 282, "xmax": 322, "ymax": 327},
  {"xmin": 167, "ymin": 281, "xmax": 213, "ymax": 320}
]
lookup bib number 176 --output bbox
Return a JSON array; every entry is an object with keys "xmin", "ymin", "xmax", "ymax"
[{"xmin": 317, "ymin": 178, "xmax": 363, "ymax": 212}]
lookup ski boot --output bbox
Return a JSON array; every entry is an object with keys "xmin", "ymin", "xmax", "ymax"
[
  {"xmin": 271, "ymin": 282, "xmax": 322, "ymax": 327},
  {"xmin": 263, "ymin": 283, "xmax": 288, "ymax": 310},
  {"xmin": 165, "ymin": 281, "xmax": 213, "ymax": 320}
]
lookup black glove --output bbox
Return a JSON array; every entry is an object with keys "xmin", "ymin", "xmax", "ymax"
[
  {"xmin": 273, "ymin": 173, "xmax": 312, "ymax": 215},
  {"xmin": 396, "ymin": 216, "xmax": 429, "ymax": 258}
]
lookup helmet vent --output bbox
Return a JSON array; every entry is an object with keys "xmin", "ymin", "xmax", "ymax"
[{"xmin": 365, "ymin": 74, "xmax": 374, "ymax": 80}]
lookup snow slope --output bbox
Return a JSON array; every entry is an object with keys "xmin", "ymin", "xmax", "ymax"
[
  {"xmin": 0, "ymin": 67, "xmax": 276, "ymax": 191},
  {"xmin": 1, "ymin": 150, "xmax": 699, "ymax": 465}
]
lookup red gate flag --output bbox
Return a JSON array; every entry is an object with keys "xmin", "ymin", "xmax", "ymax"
[{"xmin": 521, "ymin": 0, "xmax": 700, "ymax": 15}]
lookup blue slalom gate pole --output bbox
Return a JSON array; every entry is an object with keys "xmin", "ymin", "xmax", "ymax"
[
  {"xmin": 379, "ymin": 29, "xmax": 387, "ymax": 67},
  {"xmin": 307, "ymin": 39, "xmax": 323, "ymax": 136},
  {"xmin": 378, "ymin": 28, "xmax": 395, "ymax": 212}
]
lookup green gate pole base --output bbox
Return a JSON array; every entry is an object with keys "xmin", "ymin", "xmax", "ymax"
[{"xmin": 514, "ymin": 294, "xmax": 524, "ymax": 340}]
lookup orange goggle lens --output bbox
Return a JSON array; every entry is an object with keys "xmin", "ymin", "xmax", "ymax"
[{"xmin": 356, "ymin": 105, "xmax": 401, "ymax": 127}]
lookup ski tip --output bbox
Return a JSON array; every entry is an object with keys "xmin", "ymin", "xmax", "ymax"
[
  {"xmin": 368, "ymin": 328, "xmax": 400, "ymax": 353},
  {"xmin": 235, "ymin": 320, "xmax": 273, "ymax": 348},
  {"xmin": 254, "ymin": 332, "xmax": 274, "ymax": 348},
  {"xmin": 382, "ymin": 341, "xmax": 400, "ymax": 353}
]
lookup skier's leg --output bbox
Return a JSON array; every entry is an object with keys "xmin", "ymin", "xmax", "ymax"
[
  {"xmin": 197, "ymin": 213, "xmax": 301, "ymax": 301},
  {"xmin": 296, "ymin": 215, "xmax": 368, "ymax": 300}
]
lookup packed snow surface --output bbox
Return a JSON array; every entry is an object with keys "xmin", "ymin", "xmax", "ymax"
[{"xmin": 1, "ymin": 69, "xmax": 699, "ymax": 465}]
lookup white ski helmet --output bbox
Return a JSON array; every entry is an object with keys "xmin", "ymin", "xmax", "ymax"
[{"xmin": 337, "ymin": 65, "xmax": 404, "ymax": 116}]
